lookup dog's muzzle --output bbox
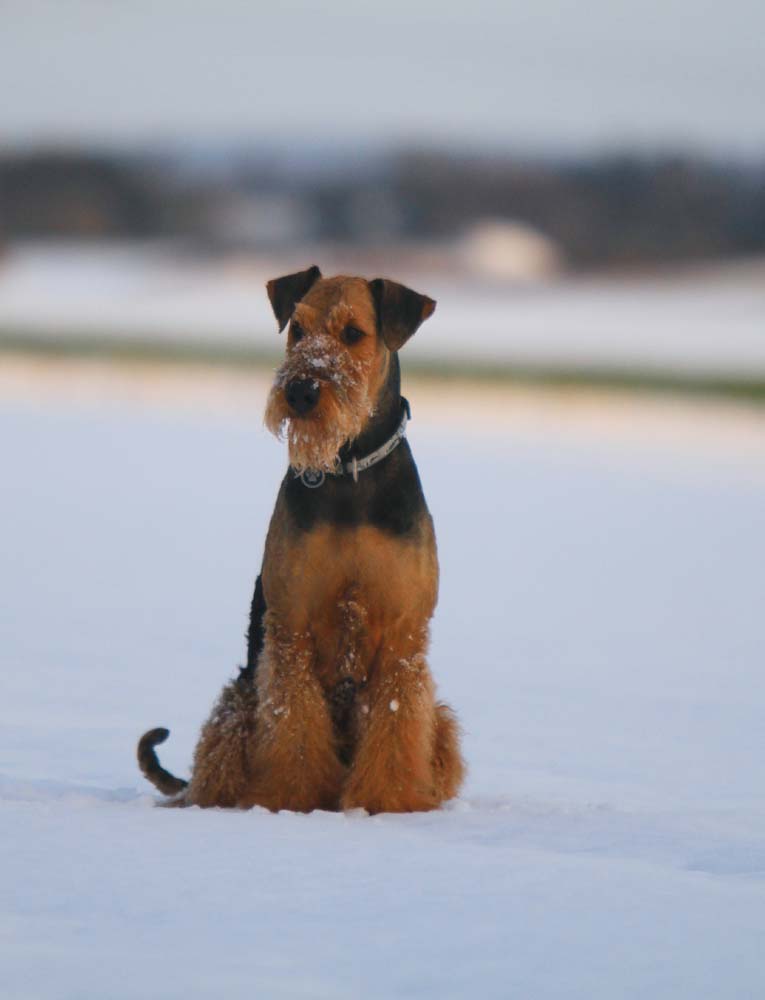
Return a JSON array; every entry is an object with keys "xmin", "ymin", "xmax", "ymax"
[{"xmin": 286, "ymin": 378, "xmax": 320, "ymax": 416}]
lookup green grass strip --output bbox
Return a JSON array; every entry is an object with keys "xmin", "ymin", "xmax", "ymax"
[{"xmin": 2, "ymin": 329, "xmax": 765, "ymax": 406}]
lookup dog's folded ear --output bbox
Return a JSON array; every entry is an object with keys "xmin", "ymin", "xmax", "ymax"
[
  {"xmin": 368, "ymin": 278, "xmax": 436, "ymax": 351},
  {"xmin": 266, "ymin": 265, "xmax": 322, "ymax": 332}
]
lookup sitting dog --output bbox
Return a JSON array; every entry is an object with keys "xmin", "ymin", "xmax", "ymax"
[{"xmin": 137, "ymin": 267, "xmax": 464, "ymax": 813}]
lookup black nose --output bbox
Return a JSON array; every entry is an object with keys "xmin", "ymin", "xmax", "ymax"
[{"xmin": 286, "ymin": 378, "xmax": 320, "ymax": 415}]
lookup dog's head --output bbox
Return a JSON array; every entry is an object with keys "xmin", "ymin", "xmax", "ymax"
[{"xmin": 263, "ymin": 266, "xmax": 435, "ymax": 473}]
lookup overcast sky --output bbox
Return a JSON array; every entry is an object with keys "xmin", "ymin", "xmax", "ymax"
[{"xmin": 1, "ymin": 0, "xmax": 763, "ymax": 155}]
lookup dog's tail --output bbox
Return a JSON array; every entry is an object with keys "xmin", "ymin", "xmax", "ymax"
[{"xmin": 137, "ymin": 727, "xmax": 188, "ymax": 796}]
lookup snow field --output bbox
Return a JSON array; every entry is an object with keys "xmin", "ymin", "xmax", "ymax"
[{"xmin": 2, "ymin": 388, "xmax": 765, "ymax": 998}]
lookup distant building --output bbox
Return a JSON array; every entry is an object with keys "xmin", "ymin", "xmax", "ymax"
[{"xmin": 458, "ymin": 219, "xmax": 561, "ymax": 281}]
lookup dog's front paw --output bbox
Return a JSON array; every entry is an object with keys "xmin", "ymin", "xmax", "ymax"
[{"xmin": 341, "ymin": 777, "xmax": 437, "ymax": 815}]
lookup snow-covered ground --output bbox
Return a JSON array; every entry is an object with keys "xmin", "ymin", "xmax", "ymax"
[
  {"xmin": 2, "ymin": 376, "xmax": 765, "ymax": 999},
  {"xmin": 1, "ymin": 242, "xmax": 764, "ymax": 374}
]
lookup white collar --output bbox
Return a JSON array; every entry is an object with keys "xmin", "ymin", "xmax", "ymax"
[{"xmin": 295, "ymin": 398, "xmax": 410, "ymax": 489}]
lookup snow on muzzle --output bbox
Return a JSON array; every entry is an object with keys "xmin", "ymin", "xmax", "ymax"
[{"xmin": 264, "ymin": 333, "xmax": 374, "ymax": 474}]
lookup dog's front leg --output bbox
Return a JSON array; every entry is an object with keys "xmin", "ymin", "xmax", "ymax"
[
  {"xmin": 341, "ymin": 626, "xmax": 439, "ymax": 814},
  {"xmin": 239, "ymin": 621, "xmax": 345, "ymax": 812}
]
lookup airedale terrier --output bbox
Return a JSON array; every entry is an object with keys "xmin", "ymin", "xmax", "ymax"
[{"xmin": 137, "ymin": 266, "xmax": 465, "ymax": 813}]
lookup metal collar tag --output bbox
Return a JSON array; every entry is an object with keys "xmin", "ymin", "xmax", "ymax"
[{"xmin": 294, "ymin": 398, "xmax": 410, "ymax": 489}]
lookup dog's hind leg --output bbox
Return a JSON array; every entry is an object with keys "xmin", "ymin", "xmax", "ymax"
[
  {"xmin": 183, "ymin": 675, "xmax": 260, "ymax": 807},
  {"xmin": 431, "ymin": 702, "xmax": 465, "ymax": 804}
]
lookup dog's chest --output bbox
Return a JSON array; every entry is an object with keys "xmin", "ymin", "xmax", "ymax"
[{"xmin": 263, "ymin": 521, "xmax": 438, "ymax": 635}]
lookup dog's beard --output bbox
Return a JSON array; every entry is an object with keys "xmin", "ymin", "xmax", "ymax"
[{"xmin": 264, "ymin": 334, "xmax": 374, "ymax": 474}]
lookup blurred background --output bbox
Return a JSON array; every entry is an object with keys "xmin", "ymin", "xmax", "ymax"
[
  {"xmin": 1, "ymin": 0, "xmax": 763, "ymax": 393},
  {"xmin": 3, "ymin": 11, "xmax": 765, "ymax": 993}
]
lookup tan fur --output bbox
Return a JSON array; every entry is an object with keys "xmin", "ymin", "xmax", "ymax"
[
  {"xmin": 264, "ymin": 278, "xmax": 387, "ymax": 473},
  {"xmin": 432, "ymin": 703, "xmax": 465, "ymax": 802},
  {"xmin": 183, "ymin": 679, "xmax": 260, "ymax": 808},
  {"xmin": 253, "ymin": 515, "xmax": 445, "ymax": 812},
  {"xmin": 341, "ymin": 625, "xmax": 438, "ymax": 813},
  {"xmin": 238, "ymin": 615, "xmax": 346, "ymax": 811},
  {"xmin": 140, "ymin": 271, "xmax": 465, "ymax": 814}
]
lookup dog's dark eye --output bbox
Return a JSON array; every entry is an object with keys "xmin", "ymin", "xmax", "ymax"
[
  {"xmin": 342, "ymin": 326, "xmax": 365, "ymax": 346},
  {"xmin": 290, "ymin": 322, "xmax": 304, "ymax": 342}
]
